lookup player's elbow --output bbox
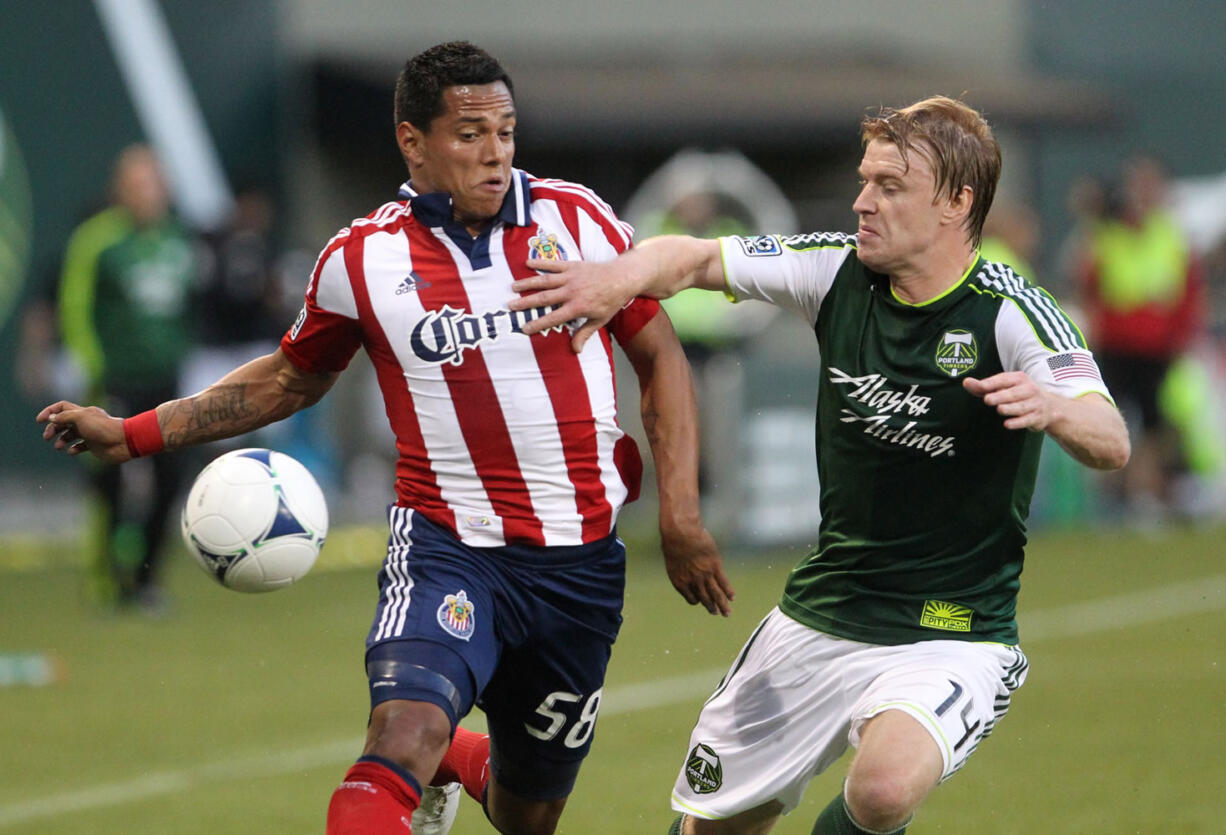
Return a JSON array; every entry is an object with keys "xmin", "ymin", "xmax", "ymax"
[
  {"xmin": 1082, "ymin": 429, "xmax": 1130, "ymax": 471},
  {"xmin": 1100, "ymin": 409, "xmax": 1132, "ymax": 471},
  {"xmin": 1102, "ymin": 432, "xmax": 1131, "ymax": 471}
]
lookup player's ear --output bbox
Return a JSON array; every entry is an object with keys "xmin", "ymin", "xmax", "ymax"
[
  {"xmin": 396, "ymin": 121, "xmax": 425, "ymax": 167},
  {"xmin": 942, "ymin": 184, "xmax": 974, "ymax": 227}
]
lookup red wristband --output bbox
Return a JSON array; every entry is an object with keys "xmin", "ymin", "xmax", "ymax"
[{"xmin": 122, "ymin": 410, "xmax": 165, "ymax": 458}]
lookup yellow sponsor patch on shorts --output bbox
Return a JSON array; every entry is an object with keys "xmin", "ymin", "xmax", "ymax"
[{"xmin": 920, "ymin": 600, "xmax": 973, "ymax": 632}]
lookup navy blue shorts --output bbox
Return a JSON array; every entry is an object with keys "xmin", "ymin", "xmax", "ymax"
[{"xmin": 364, "ymin": 506, "xmax": 626, "ymax": 799}]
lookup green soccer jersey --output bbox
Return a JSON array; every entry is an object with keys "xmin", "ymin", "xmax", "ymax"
[
  {"xmin": 59, "ymin": 207, "xmax": 196, "ymax": 391},
  {"xmin": 720, "ymin": 233, "xmax": 1112, "ymax": 645}
]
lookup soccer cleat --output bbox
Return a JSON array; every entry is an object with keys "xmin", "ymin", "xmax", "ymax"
[{"xmin": 410, "ymin": 782, "xmax": 461, "ymax": 834}]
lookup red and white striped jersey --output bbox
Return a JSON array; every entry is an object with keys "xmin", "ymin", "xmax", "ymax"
[{"xmin": 281, "ymin": 169, "xmax": 658, "ymax": 548}]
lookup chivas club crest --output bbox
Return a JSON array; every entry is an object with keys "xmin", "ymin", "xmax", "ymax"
[
  {"xmin": 935, "ymin": 329, "xmax": 978, "ymax": 377},
  {"xmin": 437, "ymin": 590, "xmax": 476, "ymax": 641},
  {"xmin": 529, "ymin": 230, "xmax": 568, "ymax": 261}
]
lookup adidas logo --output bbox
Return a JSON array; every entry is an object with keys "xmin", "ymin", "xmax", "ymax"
[{"xmin": 396, "ymin": 272, "xmax": 431, "ymax": 295}]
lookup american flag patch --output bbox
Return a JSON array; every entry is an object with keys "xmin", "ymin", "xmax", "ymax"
[{"xmin": 1046, "ymin": 352, "xmax": 1101, "ymax": 382}]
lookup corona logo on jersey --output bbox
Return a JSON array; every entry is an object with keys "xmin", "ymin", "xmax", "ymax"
[
  {"xmin": 437, "ymin": 590, "xmax": 476, "ymax": 640},
  {"xmin": 528, "ymin": 229, "xmax": 568, "ymax": 261},
  {"xmin": 935, "ymin": 329, "xmax": 979, "ymax": 377},
  {"xmin": 409, "ymin": 303, "xmax": 568, "ymax": 366}
]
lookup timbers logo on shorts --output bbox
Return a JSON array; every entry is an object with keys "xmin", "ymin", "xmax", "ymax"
[{"xmin": 684, "ymin": 743, "xmax": 723, "ymax": 793}]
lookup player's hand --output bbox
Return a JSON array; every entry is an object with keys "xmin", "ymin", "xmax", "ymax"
[
  {"xmin": 963, "ymin": 372, "xmax": 1054, "ymax": 432},
  {"xmin": 660, "ymin": 524, "xmax": 735, "ymax": 617},
  {"xmin": 37, "ymin": 401, "xmax": 131, "ymax": 463},
  {"xmin": 511, "ymin": 259, "xmax": 631, "ymax": 353}
]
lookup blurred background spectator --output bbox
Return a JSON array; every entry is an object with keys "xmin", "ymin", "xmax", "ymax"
[
  {"xmin": 623, "ymin": 150, "xmax": 797, "ymax": 540},
  {"xmin": 57, "ymin": 144, "xmax": 198, "ymax": 611},
  {"xmin": 1067, "ymin": 156, "xmax": 1218, "ymax": 522},
  {"xmin": 182, "ymin": 184, "xmax": 284, "ymax": 399}
]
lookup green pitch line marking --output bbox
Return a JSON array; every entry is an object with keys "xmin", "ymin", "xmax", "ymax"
[{"xmin": 1, "ymin": 576, "xmax": 1224, "ymax": 827}]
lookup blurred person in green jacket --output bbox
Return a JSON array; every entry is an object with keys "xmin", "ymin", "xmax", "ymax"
[{"xmin": 58, "ymin": 144, "xmax": 197, "ymax": 612}]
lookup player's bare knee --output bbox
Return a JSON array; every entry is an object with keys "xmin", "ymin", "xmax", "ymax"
[
  {"xmin": 844, "ymin": 772, "xmax": 919, "ymax": 832},
  {"xmin": 363, "ymin": 699, "xmax": 451, "ymax": 774}
]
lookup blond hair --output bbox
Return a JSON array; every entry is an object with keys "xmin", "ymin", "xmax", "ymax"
[{"xmin": 861, "ymin": 96, "xmax": 1000, "ymax": 248}]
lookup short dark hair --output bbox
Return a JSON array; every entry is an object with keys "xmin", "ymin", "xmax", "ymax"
[
  {"xmin": 393, "ymin": 41, "xmax": 514, "ymax": 132},
  {"xmin": 861, "ymin": 96, "xmax": 1001, "ymax": 248}
]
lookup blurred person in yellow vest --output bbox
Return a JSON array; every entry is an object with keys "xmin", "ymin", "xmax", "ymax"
[{"xmin": 1073, "ymin": 155, "xmax": 1211, "ymax": 520}]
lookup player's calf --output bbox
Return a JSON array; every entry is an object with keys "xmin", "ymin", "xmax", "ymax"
[{"xmin": 326, "ymin": 756, "xmax": 421, "ymax": 834}]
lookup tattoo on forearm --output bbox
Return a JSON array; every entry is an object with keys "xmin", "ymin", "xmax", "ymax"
[{"xmin": 162, "ymin": 385, "xmax": 260, "ymax": 448}]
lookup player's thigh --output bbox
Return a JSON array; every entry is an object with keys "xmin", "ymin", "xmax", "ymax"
[
  {"xmin": 365, "ymin": 509, "xmax": 504, "ymax": 725},
  {"xmin": 845, "ymin": 708, "xmax": 944, "ymax": 814},
  {"xmin": 671, "ymin": 608, "xmax": 854, "ymax": 821},
  {"xmin": 479, "ymin": 536, "xmax": 626, "ymax": 802},
  {"xmin": 849, "ymin": 640, "xmax": 1029, "ymax": 783}
]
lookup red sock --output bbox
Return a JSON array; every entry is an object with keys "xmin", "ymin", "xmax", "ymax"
[
  {"xmin": 326, "ymin": 756, "xmax": 421, "ymax": 834},
  {"xmin": 433, "ymin": 727, "xmax": 491, "ymax": 802}
]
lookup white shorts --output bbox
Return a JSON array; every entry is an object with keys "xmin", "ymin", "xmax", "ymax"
[{"xmin": 671, "ymin": 607, "xmax": 1028, "ymax": 820}]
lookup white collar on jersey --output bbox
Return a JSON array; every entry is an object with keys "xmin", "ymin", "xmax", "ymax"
[{"xmin": 397, "ymin": 168, "xmax": 533, "ymax": 229}]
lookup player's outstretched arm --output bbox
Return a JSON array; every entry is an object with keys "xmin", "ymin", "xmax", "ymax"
[
  {"xmin": 963, "ymin": 372, "xmax": 1130, "ymax": 470},
  {"xmin": 622, "ymin": 310, "xmax": 734, "ymax": 616},
  {"xmin": 512, "ymin": 235, "xmax": 725, "ymax": 352},
  {"xmin": 38, "ymin": 400, "xmax": 129, "ymax": 462},
  {"xmin": 38, "ymin": 348, "xmax": 337, "ymax": 464}
]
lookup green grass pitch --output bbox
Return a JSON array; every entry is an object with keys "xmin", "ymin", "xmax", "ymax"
[{"xmin": 1, "ymin": 520, "xmax": 1224, "ymax": 833}]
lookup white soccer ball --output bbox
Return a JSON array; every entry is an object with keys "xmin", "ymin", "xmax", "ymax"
[{"xmin": 180, "ymin": 448, "xmax": 328, "ymax": 592}]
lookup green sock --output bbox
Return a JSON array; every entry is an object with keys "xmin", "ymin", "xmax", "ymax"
[
  {"xmin": 667, "ymin": 814, "xmax": 685, "ymax": 835},
  {"xmin": 811, "ymin": 792, "xmax": 907, "ymax": 835}
]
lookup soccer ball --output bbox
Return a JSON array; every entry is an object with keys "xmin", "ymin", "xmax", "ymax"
[{"xmin": 181, "ymin": 448, "xmax": 328, "ymax": 592}]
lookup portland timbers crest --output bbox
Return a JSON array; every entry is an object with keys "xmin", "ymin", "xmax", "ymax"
[
  {"xmin": 684, "ymin": 743, "xmax": 723, "ymax": 794},
  {"xmin": 528, "ymin": 229, "xmax": 568, "ymax": 261},
  {"xmin": 935, "ymin": 329, "xmax": 978, "ymax": 377}
]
